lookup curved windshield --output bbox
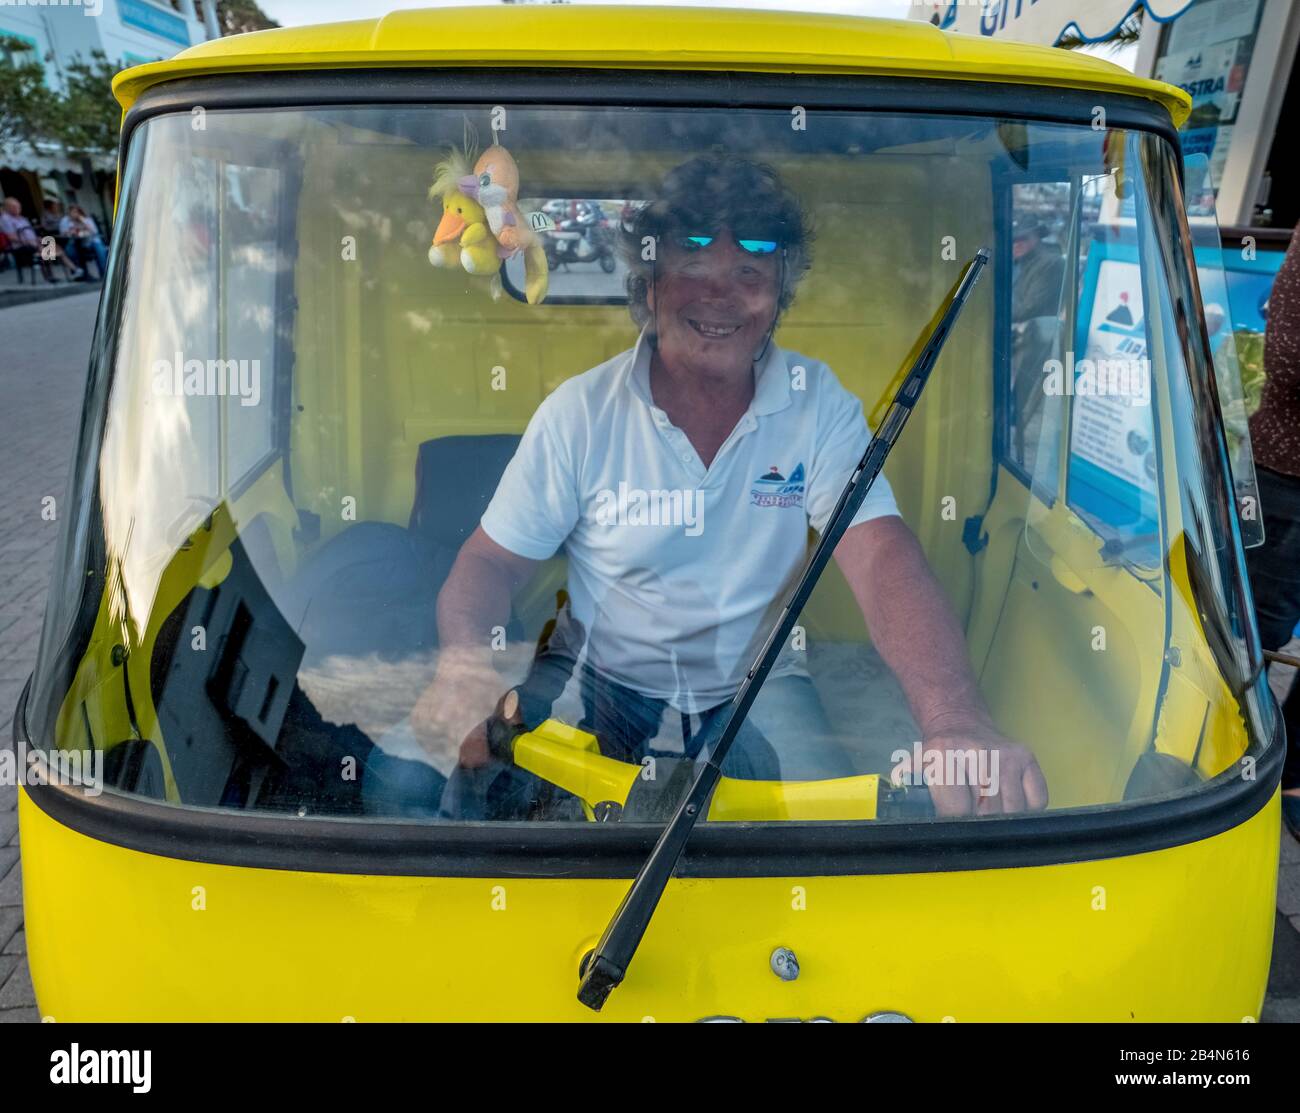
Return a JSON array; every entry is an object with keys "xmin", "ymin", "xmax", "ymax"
[{"xmin": 26, "ymin": 97, "xmax": 1276, "ymax": 829}]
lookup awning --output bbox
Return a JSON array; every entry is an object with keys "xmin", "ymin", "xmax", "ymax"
[
  {"xmin": 0, "ymin": 144, "xmax": 116, "ymax": 177},
  {"xmin": 910, "ymin": 1, "xmax": 1197, "ymax": 46}
]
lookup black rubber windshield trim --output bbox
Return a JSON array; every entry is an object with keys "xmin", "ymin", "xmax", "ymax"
[
  {"xmin": 116, "ymin": 69, "xmax": 1182, "ymax": 157},
  {"xmin": 15, "ymin": 676, "xmax": 1285, "ymax": 878}
]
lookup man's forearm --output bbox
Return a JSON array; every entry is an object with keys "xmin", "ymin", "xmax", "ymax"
[
  {"xmin": 436, "ymin": 551, "xmax": 517, "ymax": 655},
  {"xmin": 834, "ymin": 517, "xmax": 994, "ymax": 736}
]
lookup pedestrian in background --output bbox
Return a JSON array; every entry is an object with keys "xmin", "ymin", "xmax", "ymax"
[{"xmin": 1246, "ymin": 228, "xmax": 1300, "ymax": 840}]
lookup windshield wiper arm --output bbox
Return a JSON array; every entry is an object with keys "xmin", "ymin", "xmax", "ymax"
[{"xmin": 576, "ymin": 248, "xmax": 991, "ymax": 1012}]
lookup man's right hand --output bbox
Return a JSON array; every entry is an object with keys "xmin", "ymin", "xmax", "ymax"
[{"xmin": 411, "ymin": 647, "xmax": 506, "ymax": 769}]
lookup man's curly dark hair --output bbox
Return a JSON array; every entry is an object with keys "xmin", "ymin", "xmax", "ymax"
[{"xmin": 619, "ymin": 154, "xmax": 814, "ymax": 329}]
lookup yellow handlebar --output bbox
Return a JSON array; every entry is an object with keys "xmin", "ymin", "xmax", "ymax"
[
  {"xmin": 512, "ymin": 719, "xmax": 642, "ymax": 820},
  {"xmin": 512, "ymin": 718, "xmax": 882, "ymax": 822}
]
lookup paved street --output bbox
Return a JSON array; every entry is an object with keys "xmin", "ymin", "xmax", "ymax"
[
  {"xmin": 0, "ymin": 290, "xmax": 1296, "ymax": 1021},
  {"xmin": 0, "ymin": 291, "xmax": 100, "ymax": 1023}
]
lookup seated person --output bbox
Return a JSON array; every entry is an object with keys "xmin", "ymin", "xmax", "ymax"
[
  {"xmin": 37, "ymin": 198, "xmax": 85, "ymax": 281},
  {"xmin": 0, "ymin": 197, "xmax": 64, "ymax": 281},
  {"xmin": 393, "ymin": 155, "xmax": 1048, "ymax": 819},
  {"xmin": 60, "ymin": 205, "xmax": 109, "ymax": 281}
]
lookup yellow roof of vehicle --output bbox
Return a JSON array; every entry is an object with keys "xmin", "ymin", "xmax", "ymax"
[{"xmin": 112, "ymin": 4, "xmax": 1191, "ymax": 128}]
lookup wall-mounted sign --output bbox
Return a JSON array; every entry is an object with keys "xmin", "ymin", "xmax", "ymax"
[
  {"xmin": 1068, "ymin": 241, "xmax": 1159, "ymax": 540},
  {"xmin": 119, "ymin": 0, "xmax": 192, "ymax": 49},
  {"xmin": 1152, "ymin": 0, "xmax": 1264, "ymax": 202},
  {"xmin": 910, "ymin": 0, "xmax": 1196, "ymax": 44}
]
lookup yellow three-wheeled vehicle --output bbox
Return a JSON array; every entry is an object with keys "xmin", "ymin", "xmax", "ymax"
[{"xmin": 13, "ymin": 6, "xmax": 1283, "ymax": 1020}]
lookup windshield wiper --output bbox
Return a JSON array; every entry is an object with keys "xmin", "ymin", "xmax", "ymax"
[{"xmin": 576, "ymin": 248, "xmax": 991, "ymax": 1012}]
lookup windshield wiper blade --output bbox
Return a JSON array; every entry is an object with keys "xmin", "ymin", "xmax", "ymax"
[{"xmin": 576, "ymin": 248, "xmax": 991, "ymax": 1012}]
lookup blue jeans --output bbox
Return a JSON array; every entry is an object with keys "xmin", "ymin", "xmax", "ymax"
[
  {"xmin": 574, "ymin": 666, "xmax": 846, "ymax": 781},
  {"xmin": 369, "ymin": 665, "xmax": 850, "ymax": 821},
  {"xmin": 361, "ymin": 740, "xmax": 447, "ymax": 819},
  {"xmin": 68, "ymin": 236, "xmax": 107, "ymax": 279}
]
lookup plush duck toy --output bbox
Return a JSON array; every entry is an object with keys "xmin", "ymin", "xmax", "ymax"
[
  {"xmin": 472, "ymin": 143, "xmax": 550, "ymax": 305},
  {"xmin": 428, "ymin": 147, "xmax": 503, "ymax": 283}
]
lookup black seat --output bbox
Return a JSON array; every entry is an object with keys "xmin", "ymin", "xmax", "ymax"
[
  {"xmin": 408, "ymin": 433, "xmax": 523, "ymax": 574},
  {"xmin": 285, "ymin": 434, "xmax": 521, "ymax": 662}
]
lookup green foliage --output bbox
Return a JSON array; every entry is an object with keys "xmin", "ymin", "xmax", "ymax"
[
  {"xmin": 1234, "ymin": 329, "xmax": 1266, "ymax": 416},
  {"xmin": 54, "ymin": 50, "xmax": 121, "ymax": 157},
  {"xmin": 217, "ymin": 0, "xmax": 280, "ymax": 36},
  {"xmin": 2, "ymin": 7, "xmax": 280, "ymax": 159},
  {"xmin": 0, "ymin": 38, "xmax": 117, "ymax": 158},
  {"xmin": 1219, "ymin": 331, "xmax": 1266, "ymax": 465},
  {"xmin": 0, "ymin": 36, "xmax": 56, "ymax": 151}
]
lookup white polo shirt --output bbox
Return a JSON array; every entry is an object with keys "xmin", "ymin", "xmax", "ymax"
[{"xmin": 480, "ymin": 329, "xmax": 900, "ymax": 712}]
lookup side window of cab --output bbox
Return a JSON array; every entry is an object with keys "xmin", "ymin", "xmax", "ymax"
[
  {"xmin": 999, "ymin": 171, "xmax": 1162, "ymax": 572},
  {"xmin": 221, "ymin": 161, "xmax": 286, "ymax": 492},
  {"xmin": 1002, "ymin": 179, "xmax": 1072, "ymax": 499},
  {"xmin": 1064, "ymin": 181, "xmax": 1162, "ymax": 569}
]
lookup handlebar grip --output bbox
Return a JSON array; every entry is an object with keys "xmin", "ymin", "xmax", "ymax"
[
  {"xmin": 485, "ymin": 689, "xmax": 523, "ymax": 764},
  {"xmin": 878, "ymin": 780, "xmax": 936, "ymax": 820}
]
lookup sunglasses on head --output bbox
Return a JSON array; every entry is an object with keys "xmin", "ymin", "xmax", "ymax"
[{"xmin": 675, "ymin": 233, "xmax": 781, "ymax": 256}]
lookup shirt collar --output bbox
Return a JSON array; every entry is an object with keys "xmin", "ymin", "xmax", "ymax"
[{"xmin": 627, "ymin": 327, "xmax": 792, "ymax": 418}]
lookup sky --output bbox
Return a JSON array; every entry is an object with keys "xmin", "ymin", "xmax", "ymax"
[{"xmin": 259, "ymin": 0, "xmax": 918, "ymax": 28}]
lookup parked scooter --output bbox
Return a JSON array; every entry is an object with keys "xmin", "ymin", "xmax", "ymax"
[{"xmin": 543, "ymin": 200, "xmax": 617, "ymax": 273}]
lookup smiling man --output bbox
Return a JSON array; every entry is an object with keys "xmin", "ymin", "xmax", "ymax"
[{"xmin": 411, "ymin": 155, "xmax": 1048, "ymax": 817}]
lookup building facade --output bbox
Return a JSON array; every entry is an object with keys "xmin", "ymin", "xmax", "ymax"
[
  {"xmin": 1, "ymin": 0, "xmax": 223, "ymax": 234},
  {"xmin": 912, "ymin": 0, "xmax": 1298, "ymax": 229}
]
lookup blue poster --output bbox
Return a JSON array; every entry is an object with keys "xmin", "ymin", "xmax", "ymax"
[{"xmin": 119, "ymin": 0, "xmax": 192, "ymax": 48}]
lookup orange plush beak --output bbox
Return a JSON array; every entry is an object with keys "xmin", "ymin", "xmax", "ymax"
[{"xmin": 434, "ymin": 208, "xmax": 466, "ymax": 245}]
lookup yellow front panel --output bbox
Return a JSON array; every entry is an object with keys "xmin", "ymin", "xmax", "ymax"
[{"xmin": 20, "ymin": 788, "xmax": 1279, "ymax": 1022}]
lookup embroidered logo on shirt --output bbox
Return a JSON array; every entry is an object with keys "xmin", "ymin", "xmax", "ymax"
[{"xmin": 751, "ymin": 463, "xmax": 805, "ymax": 508}]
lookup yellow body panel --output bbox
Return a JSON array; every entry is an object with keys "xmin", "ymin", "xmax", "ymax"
[
  {"xmin": 110, "ymin": 6, "xmax": 1190, "ymax": 126},
  {"xmin": 21, "ymin": 2, "xmax": 1276, "ymax": 1027},
  {"xmin": 19, "ymin": 787, "xmax": 1279, "ymax": 1022}
]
